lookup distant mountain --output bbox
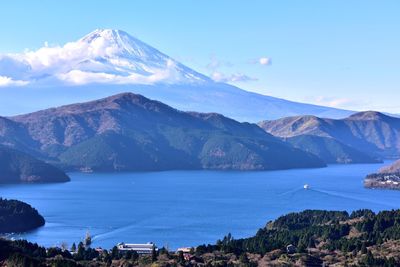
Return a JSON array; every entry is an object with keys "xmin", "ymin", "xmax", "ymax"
[
  {"xmin": 0, "ymin": 29, "xmax": 353, "ymax": 121},
  {"xmin": 258, "ymin": 111, "xmax": 400, "ymax": 163},
  {"xmin": 283, "ymin": 135, "xmax": 380, "ymax": 164},
  {"xmin": 0, "ymin": 93, "xmax": 325, "ymax": 172},
  {"xmin": 0, "ymin": 145, "xmax": 69, "ymax": 183}
]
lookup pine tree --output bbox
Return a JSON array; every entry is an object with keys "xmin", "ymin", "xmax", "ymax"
[
  {"xmin": 111, "ymin": 246, "xmax": 119, "ymax": 259},
  {"xmin": 239, "ymin": 253, "xmax": 249, "ymax": 264},
  {"xmin": 307, "ymin": 238, "xmax": 316, "ymax": 248},
  {"xmin": 151, "ymin": 247, "xmax": 157, "ymax": 262},
  {"xmin": 365, "ymin": 251, "xmax": 375, "ymax": 265},
  {"xmin": 177, "ymin": 251, "xmax": 184, "ymax": 263},
  {"xmin": 361, "ymin": 243, "xmax": 367, "ymax": 254}
]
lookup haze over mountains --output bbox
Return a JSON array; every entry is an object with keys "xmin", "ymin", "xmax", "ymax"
[
  {"xmin": 0, "ymin": 29, "xmax": 352, "ymax": 121},
  {"xmin": 259, "ymin": 111, "xmax": 400, "ymax": 164}
]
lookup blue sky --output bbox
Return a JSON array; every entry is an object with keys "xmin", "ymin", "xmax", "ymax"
[{"xmin": 0, "ymin": 0, "xmax": 399, "ymax": 112}]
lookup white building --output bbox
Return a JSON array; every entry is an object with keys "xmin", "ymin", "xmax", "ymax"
[
  {"xmin": 177, "ymin": 247, "xmax": 192, "ymax": 253},
  {"xmin": 117, "ymin": 242, "xmax": 157, "ymax": 254}
]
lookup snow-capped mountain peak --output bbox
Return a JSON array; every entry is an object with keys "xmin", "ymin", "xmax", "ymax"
[
  {"xmin": 0, "ymin": 29, "xmax": 353, "ymax": 122},
  {"xmin": 77, "ymin": 29, "xmax": 173, "ymax": 69},
  {"xmin": 79, "ymin": 29, "xmax": 158, "ymax": 58},
  {"xmin": 0, "ymin": 29, "xmax": 210, "ymax": 86}
]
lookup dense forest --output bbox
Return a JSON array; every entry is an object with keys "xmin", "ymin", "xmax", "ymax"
[
  {"xmin": 0, "ymin": 198, "xmax": 45, "ymax": 233},
  {"xmin": 2, "ymin": 209, "xmax": 400, "ymax": 266},
  {"xmin": 196, "ymin": 209, "xmax": 400, "ymax": 266}
]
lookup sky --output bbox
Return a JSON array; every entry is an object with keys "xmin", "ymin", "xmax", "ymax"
[{"xmin": 0, "ymin": 0, "xmax": 399, "ymax": 113}]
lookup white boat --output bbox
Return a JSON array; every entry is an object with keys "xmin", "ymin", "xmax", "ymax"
[{"xmin": 303, "ymin": 184, "xmax": 310, "ymax": 190}]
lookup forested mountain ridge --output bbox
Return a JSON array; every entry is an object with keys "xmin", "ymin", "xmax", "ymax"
[
  {"xmin": 0, "ymin": 145, "xmax": 69, "ymax": 183},
  {"xmin": 0, "ymin": 92, "xmax": 325, "ymax": 172}
]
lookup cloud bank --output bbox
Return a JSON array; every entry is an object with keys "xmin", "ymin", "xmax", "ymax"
[
  {"xmin": 211, "ymin": 71, "xmax": 257, "ymax": 83},
  {"xmin": 0, "ymin": 29, "xmax": 208, "ymax": 87},
  {"xmin": 0, "ymin": 76, "xmax": 29, "ymax": 87},
  {"xmin": 310, "ymin": 96, "xmax": 355, "ymax": 109}
]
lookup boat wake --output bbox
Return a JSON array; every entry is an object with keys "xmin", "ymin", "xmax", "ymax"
[
  {"xmin": 92, "ymin": 223, "xmax": 139, "ymax": 242},
  {"xmin": 278, "ymin": 187, "xmax": 304, "ymax": 196},
  {"xmin": 311, "ymin": 188, "xmax": 395, "ymax": 208},
  {"xmin": 278, "ymin": 186, "xmax": 395, "ymax": 209}
]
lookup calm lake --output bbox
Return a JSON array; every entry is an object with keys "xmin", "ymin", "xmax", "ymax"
[{"xmin": 1, "ymin": 161, "xmax": 400, "ymax": 249}]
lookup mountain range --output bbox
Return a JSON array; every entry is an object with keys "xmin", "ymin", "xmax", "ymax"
[
  {"xmin": 1, "ymin": 29, "xmax": 398, "ymax": 180},
  {"xmin": 0, "ymin": 92, "xmax": 325, "ymax": 173},
  {"xmin": 259, "ymin": 111, "xmax": 400, "ymax": 164},
  {"xmin": 0, "ymin": 29, "xmax": 352, "ymax": 122},
  {"xmin": 1, "ymin": 91, "xmax": 399, "ymax": 181}
]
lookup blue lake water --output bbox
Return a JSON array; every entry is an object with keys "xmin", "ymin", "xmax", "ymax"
[{"xmin": 1, "ymin": 161, "xmax": 400, "ymax": 250}]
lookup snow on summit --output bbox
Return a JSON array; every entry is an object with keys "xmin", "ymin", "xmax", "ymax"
[
  {"xmin": 0, "ymin": 29, "xmax": 353, "ymax": 122},
  {"xmin": 0, "ymin": 29, "xmax": 210, "ymax": 86}
]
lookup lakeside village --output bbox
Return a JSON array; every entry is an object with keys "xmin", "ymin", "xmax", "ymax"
[
  {"xmin": 364, "ymin": 172, "xmax": 400, "ymax": 190},
  {"xmin": 56, "ymin": 231, "xmax": 299, "ymax": 261},
  {"xmin": 64, "ymin": 232, "xmax": 196, "ymax": 261}
]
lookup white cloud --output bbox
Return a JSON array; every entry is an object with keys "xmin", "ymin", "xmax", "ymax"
[
  {"xmin": 58, "ymin": 69, "xmax": 176, "ymax": 85},
  {"xmin": 311, "ymin": 96, "xmax": 355, "ymax": 108},
  {"xmin": 258, "ymin": 57, "xmax": 272, "ymax": 65},
  {"xmin": 0, "ymin": 76, "xmax": 29, "ymax": 87},
  {"xmin": 206, "ymin": 55, "xmax": 257, "ymax": 83},
  {"xmin": 303, "ymin": 96, "xmax": 381, "ymax": 111},
  {"xmin": 206, "ymin": 55, "xmax": 233, "ymax": 71},
  {"xmin": 249, "ymin": 57, "xmax": 272, "ymax": 66},
  {"xmin": 211, "ymin": 71, "xmax": 257, "ymax": 83},
  {"xmin": 57, "ymin": 59, "xmax": 184, "ymax": 85}
]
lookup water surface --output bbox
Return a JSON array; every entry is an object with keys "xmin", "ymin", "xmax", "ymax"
[{"xmin": 1, "ymin": 162, "xmax": 399, "ymax": 249}]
